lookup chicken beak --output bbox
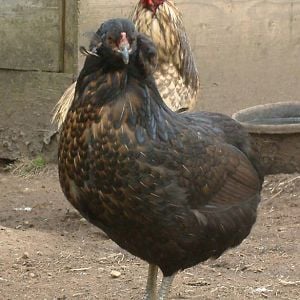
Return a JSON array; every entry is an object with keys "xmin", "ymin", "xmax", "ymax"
[
  {"xmin": 118, "ymin": 32, "xmax": 131, "ymax": 64},
  {"xmin": 119, "ymin": 44, "xmax": 130, "ymax": 64}
]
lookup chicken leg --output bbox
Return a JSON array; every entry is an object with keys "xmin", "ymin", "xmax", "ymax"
[
  {"xmin": 158, "ymin": 274, "xmax": 175, "ymax": 300},
  {"xmin": 143, "ymin": 264, "xmax": 159, "ymax": 300}
]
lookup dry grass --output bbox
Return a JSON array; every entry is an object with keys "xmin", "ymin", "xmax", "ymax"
[{"xmin": 8, "ymin": 156, "xmax": 53, "ymax": 178}]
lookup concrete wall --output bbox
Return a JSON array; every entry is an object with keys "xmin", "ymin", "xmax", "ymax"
[
  {"xmin": 77, "ymin": 0, "xmax": 300, "ymax": 115},
  {"xmin": 0, "ymin": 0, "xmax": 300, "ymax": 161},
  {"xmin": 186, "ymin": 0, "xmax": 300, "ymax": 115}
]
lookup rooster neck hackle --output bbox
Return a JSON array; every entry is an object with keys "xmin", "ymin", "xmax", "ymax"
[
  {"xmin": 132, "ymin": 0, "xmax": 199, "ymax": 103},
  {"xmin": 132, "ymin": 0, "xmax": 181, "ymax": 55}
]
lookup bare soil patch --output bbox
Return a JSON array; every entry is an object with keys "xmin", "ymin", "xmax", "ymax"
[{"xmin": 0, "ymin": 167, "xmax": 299, "ymax": 299}]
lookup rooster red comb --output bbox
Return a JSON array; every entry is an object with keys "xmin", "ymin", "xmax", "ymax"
[{"xmin": 141, "ymin": 0, "xmax": 165, "ymax": 12}]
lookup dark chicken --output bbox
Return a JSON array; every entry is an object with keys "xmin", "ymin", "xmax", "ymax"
[
  {"xmin": 58, "ymin": 19, "xmax": 263, "ymax": 300},
  {"xmin": 52, "ymin": 0, "xmax": 199, "ymax": 129}
]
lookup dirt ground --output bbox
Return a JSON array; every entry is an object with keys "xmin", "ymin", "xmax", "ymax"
[{"xmin": 0, "ymin": 166, "xmax": 299, "ymax": 300}]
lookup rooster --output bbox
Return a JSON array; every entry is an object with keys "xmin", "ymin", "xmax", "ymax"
[
  {"xmin": 58, "ymin": 19, "xmax": 263, "ymax": 300},
  {"xmin": 52, "ymin": 0, "xmax": 199, "ymax": 129}
]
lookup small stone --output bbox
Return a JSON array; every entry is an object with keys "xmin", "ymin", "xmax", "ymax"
[
  {"xmin": 110, "ymin": 270, "xmax": 121, "ymax": 278},
  {"xmin": 2, "ymin": 141, "xmax": 11, "ymax": 148},
  {"xmin": 29, "ymin": 272, "xmax": 36, "ymax": 278},
  {"xmin": 80, "ymin": 218, "xmax": 87, "ymax": 223},
  {"xmin": 22, "ymin": 252, "xmax": 29, "ymax": 259}
]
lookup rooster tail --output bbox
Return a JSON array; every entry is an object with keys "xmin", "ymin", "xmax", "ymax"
[{"xmin": 51, "ymin": 81, "xmax": 77, "ymax": 130}]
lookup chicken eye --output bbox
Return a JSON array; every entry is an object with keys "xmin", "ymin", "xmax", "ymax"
[{"xmin": 107, "ymin": 36, "xmax": 114, "ymax": 43}]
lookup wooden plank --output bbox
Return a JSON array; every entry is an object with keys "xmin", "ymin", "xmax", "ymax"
[
  {"xmin": 0, "ymin": 70, "xmax": 73, "ymax": 161},
  {"xmin": 63, "ymin": 0, "xmax": 79, "ymax": 75},
  {"xmin": 0, "ymin": 0, "xmax": 63, "ymax": 72}
]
